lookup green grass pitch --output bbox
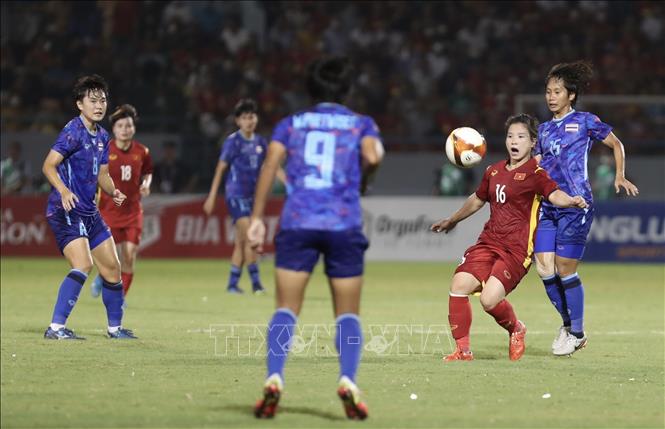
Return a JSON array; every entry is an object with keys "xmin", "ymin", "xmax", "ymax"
[{"xmin": 1, "ymin": 257, "xmax": 663, "ymax": 428}]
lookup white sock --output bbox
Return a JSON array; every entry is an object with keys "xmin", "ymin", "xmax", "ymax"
[
  {"xmin": 50, "ymin": 323, "xmax": 65, "ymax": 331},
  {"xmin": 108, "ymin": 326, "xmax": 121, "ymax": 333}
]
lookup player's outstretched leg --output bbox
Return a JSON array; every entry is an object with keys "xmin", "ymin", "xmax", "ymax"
[
  {"xmin": 254, "ymin": 308, "xmax": 297, "ymax": 418},
  {"xmin": 90, "ymin": 274, "xmax": 103, "ymax": 298},
  {"xmin": 484, "ymin": 299, "xmax": 526, "ymax": 361},
  {"xmin": 445, "ymin": 293, "xmax": 474, "ymax": 361},
  {"xmin": 45, "ymin": 269, "xmax": 88, "ymax": 340},
  {"xmin": 335, "ymin": 313, "xmax": 368, "ymax": 420}
]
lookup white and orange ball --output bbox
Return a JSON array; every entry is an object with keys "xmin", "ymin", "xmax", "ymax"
[{"xmin": 445, "ymin": 127, "xmax": 487, "ymax": 168}]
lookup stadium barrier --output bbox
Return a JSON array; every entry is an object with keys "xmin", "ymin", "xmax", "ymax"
[{"xmin": 1, "ymin": 196, "xmax": 663, "ymax": 262}]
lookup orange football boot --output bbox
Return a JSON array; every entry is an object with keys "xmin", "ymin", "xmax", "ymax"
[{"xmin": 509, "ymin": 320, "xmax": 527, "ymax": 361}]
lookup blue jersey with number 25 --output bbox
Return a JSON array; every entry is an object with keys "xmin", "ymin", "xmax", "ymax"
[
  {"xmin": 535, "ymin": 110, "xmax": 612, "ymax": 206},
  {"xmin": 47, "ymin": 116, "xmax": 110, "ymax": 217},
  {"xmin": 271, "ymin": 102, "xmax": 381, "ymax": 231}
]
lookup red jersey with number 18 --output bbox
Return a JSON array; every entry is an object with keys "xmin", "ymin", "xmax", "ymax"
[
  {"xmin": 473, "ymin": 158, "xmax": 558, "ymax": 269},
  {"xmin": 98, "ymin": 140, "xmax": 153, "ymax": 228}
]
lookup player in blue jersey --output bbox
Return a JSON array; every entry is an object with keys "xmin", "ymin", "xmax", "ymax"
[
  {"xmin": 41, "ymin": 75, "xmax": 136, "ymax": 340},
  {"xmin": 534, "ymin": 61, "xmax": 639, "ymax": 356},
  {"xmin": 203, "ymin": 99, "xmax": 277, "ymax": 294},
  {"xmin": 248, "ymin": 57, "xmax": 384, "ymax": 420}
]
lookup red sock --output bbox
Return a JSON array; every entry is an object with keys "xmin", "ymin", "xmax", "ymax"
[
  {"xmin": 486, "ymin": 299, "xmax": 518, "ymax": 333},
  {"xmin": 448, "ymin": 295, "xmax": 472, "ymax": 351},
  {"xmin": 121, "ymin": 272, "xmax": 134, "ymax": 297}
]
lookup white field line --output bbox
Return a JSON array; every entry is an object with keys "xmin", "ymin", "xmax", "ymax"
[{"xmin": 185, "ymin": 327, "xmax": 665, "ymax": 336}]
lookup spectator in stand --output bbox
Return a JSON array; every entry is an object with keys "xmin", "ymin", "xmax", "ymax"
[
  {"xmin": 0, "ymin": 2, "xmax": 662, "ymax": 153},
  {"xmin": 152, "ymin": 141, "xmax": 197, "ymax": 193},
  {"xmin": 1, "ymin": 142, "xmax": 33, "ymax": 195}
]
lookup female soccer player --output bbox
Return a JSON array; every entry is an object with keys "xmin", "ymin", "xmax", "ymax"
[
  {"xmin": 203, "ymin": 99, "xmax": 272, "ymax": 294},
  {"xmin": 247, "ymin": 57, "xmax": 384, "ymax": 420},
  {"xmin": 534, "ymin": 61, "xmax": 639, "ymax": 356},
  {"xmin": 42, "ymin": 75, "xmax": 135, "ymax": 340},
  {"xmin": 91, "ymin": 104, "xmax": 153, "ymax": 300},
  {"xmin": 431, "ymin": 114, "xmax": 587, "ymax": 361}
]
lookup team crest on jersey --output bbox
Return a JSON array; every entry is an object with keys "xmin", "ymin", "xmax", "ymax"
[
  {"xmin": 491, "ymin": 170, "xmax": 498, "ymax": 176},
  {"xmin": 256, "ymin": 145, "xmax": 263, "ymax": 154},
  {"xmin": 109, "ymin": 154, "xmax": 118, "ymax": 160},
  {"xmin": 513, "ymin": 172, "xmax": 526, "ymax": 181},
  {"xmin": 565, "ymin": 123, "xmax": 579, "ymax": 133},
  {"xmin": 133, "ymin": 155, "xmax": 140, "ymax": 160}
]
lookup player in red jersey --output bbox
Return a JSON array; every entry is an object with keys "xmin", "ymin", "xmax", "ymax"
[
  {"xmin": 92, "ymin": 105, "xmax": 153, "ymax": 300},
  {"xmin": 431, "ymin": 114, "xmax": 587, "ymax": 361}
]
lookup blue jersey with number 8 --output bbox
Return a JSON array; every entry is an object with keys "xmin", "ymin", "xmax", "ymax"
[
  {"xmin": 47, "ymin": 116, "xmax": 110, "ymax": 217},
  {"xmin": 271, "ymin": 102, "xmax": 381, "ymax": 231}
]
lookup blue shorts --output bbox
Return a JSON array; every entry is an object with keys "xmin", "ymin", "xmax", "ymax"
[
  {"xmin": 534, "ymin": 204, "xmax": 594, "ymax": 260},
  {"xmin": 275, "ymin": 228, "xmax": 369, "ymax": 278},
  {"xmin": 226, "ymin": 197, "xmax": 253, "ymax": 223},
  {"xmin": 46, "ymin": 208, "xmax": 112, "ymax": 254}
]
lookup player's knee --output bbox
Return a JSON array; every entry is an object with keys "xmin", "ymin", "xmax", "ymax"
[
  {"xmin": 449, "ymin": 282, "xmax": 470, "ymax": 295},
  {"xmin": 555, "ymin": 263, "xmax": 577, "ymax": 278},
  {"xmin": 535, "ymin": 261, "xmax": 554, "ymax": 278},
  {"xmin": 480, "ymin": 294, "xmax": 499, "ymax": 311},
  {"xmin": 101, "ymin": 261, "xmax": 122, "ymax": 283},
  {"xmin": 121, "ymin": 251, "xmax": 136, "ymax": 270},
  {"xmin": 75, "ymin": 261, "xmax": 94, "ymax": 274}
]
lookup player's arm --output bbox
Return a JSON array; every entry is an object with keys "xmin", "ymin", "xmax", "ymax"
[
  {"xmin": 98, "ymin": 164, "xmax": 126, "ymax": 206},
  {"xmin": 600, "ymin": 132, "xmax": 639, "ymax": 196},
  {"xmin": 275, "ymin": 166, "xmax": 287, "ymax": 186},
  {"xmin": 248, "ymin": 141, "xmax": 286, "ymax": 252},
  {"xmin": 139, "ymin": 173, "xmax": 152, "ymax": 197},
  {"xmin": 202, "ymin": 160, "xmax": 228, "ymax": 215},
  {"xmin": 360, "ymin": 136, "xmax": 384, "ymax": 195},
  {"xmin": 547, "ymin": 190, "xmax": 587, "ymax": 209},
  {"xmin": 42, "ymin": 150, "xmax": 78, "ymax": 211},
  {"xmin": 430, "ymin": 193, "xmax": 485, "ymax": 234}
]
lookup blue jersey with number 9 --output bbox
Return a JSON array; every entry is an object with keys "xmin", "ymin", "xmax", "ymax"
[
  {"xmin": 271, "ymin": 102, "xmax": 381, "ymax": 231},
  {"xmin": 47, "ymin": 116, "xmax": 110, "ymax": 217}
]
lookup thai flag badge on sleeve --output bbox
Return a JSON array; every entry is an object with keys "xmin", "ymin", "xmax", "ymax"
[{"xmin": 565, "ymin": 123, "xmax": 579, "ymax": 133}]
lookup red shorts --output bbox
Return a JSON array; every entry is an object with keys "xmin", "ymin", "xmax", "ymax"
[
  {"xmin": 454, "ymin": 243, "xmax": 528, "ymax": 294},
  {"xmin": 110, "ymin": 227, "xmax": 142, "ymax": 245}
]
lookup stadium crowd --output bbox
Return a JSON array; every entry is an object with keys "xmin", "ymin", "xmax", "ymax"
[{"xmin": 1, "ymin": 1, "xmax": 663, "ymax": 193}]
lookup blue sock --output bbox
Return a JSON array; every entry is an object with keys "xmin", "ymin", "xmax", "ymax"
[
  {"xmin": 266, "ymin": 308, "xmax": 297, "ymax": 380},
  {"xmin": 542, "ymin": 274, "xmax": 571, "ymax": 326},
  {"xmin": 335, "ymin": 313, "xmax": 363, "ymax": 382},
  {"xmin": 561, "ymin": 273, "xmax": 585, "ymax": 335},
  {"xmin": 228, "ymin": 265, "xmax": 241, "ymax": 288},
  {"xmin": 248, "ymin": 263, "xmax": 261, "ymax": 287},
  {"xmin": 51, "ymin": 269, "xmax": 88, "ymax": 325},
  {"xmin": 101, "ymin": 278, "xmax": 124, "ymax": 327}
]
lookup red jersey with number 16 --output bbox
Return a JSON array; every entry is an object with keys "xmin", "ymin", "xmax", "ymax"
[
  {"xmin": 473, "ymin": 158, "xmax": 558, "ymax": 269},
  {"xmin": 99, "ymin": 140, "xmax": 153, "ymax": 228}
]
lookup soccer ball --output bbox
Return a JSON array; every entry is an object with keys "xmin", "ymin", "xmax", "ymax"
[{"xmin": 445, "ymin": 127, "xmax": 487, "ymax": 168}]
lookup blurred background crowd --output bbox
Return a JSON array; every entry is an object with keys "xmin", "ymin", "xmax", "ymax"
[{"xmin": 1, "ymin": 1, "xmax": 664, "ymax": 196}]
